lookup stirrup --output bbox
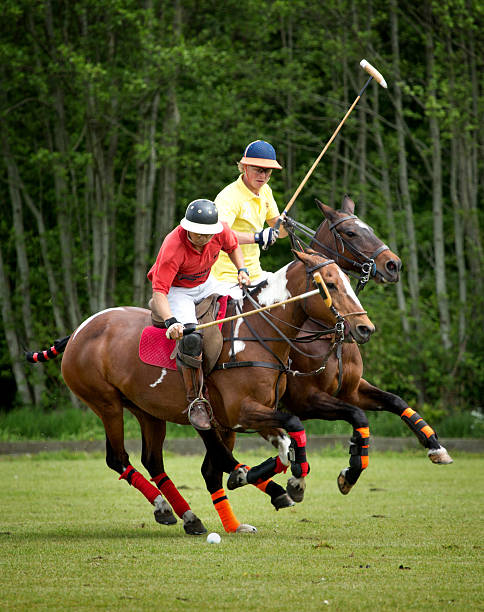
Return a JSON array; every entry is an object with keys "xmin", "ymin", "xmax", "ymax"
[{"xmin": 186, "ymin": 397, "xmax": 213, "ymax": 430}]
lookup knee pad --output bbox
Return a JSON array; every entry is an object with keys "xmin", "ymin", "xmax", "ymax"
[{"xmin": 179, "ymin": 332, "xmax": 203, "ymax": 357}]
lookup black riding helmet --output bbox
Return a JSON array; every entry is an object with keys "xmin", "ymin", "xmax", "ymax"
[{"xmin": 180, "ymin": 199, "xmax": 224, "ymax": 235}]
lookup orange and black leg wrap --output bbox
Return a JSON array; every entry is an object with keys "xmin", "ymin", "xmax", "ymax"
[
  {"xmin": 346, "ymin": 427, "xmax": 370, "ymax": 485},
  {"xmin": 400, "ymin": 408, "xmax": 439, "ymax": 449},
  {"xmin": 211, "ymin": 488, "xmax": 241, "ymax": 533},
  {"xmin": 119, "ymin": 465, "xmax": 160, "ymax": 504},
  {"xmin": 151, "ymin": 472, "xmax": 190, "ymax": 518}
]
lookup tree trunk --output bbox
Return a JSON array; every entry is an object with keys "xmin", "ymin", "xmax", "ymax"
[
  {"xmin": 372, "ymin": 83, "xmax": 409, "ymax": 336},
  {"xmin": 1, "ymin": 133, "xmax": 46, "ymax": 404},
  {"xmin": 390, "ymin": 0, "xmax": 421, "ymax": 329},
  {"xmin": 425, "ymin": 15, "xmax": 451, "ymax": 350},
  {"xmin": 0, "ymin": 246, "xmax": 34, "ymax": 407}
]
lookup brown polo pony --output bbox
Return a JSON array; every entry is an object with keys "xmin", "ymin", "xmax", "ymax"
[
  {"xmin": 205, "ymin": 195, "xmax": 450, "ymax": 512},
  {"xmin": 280, "ymin": 196, "xmax": 452, "ymax": 497},
  {"xmin": 27, "ymin": 250, "xmax": 374, "ymax": 534}
]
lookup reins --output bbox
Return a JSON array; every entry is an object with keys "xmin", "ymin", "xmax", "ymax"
[{"xmin": 214, "ymin": 258, "xmax": 361, "ymax": 399}]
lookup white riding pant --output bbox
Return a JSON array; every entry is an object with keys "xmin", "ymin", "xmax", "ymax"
[
  {"xmin": 166, "ymin": 275, "xmax": 236, "ymax": 325},
  {"xmin": 209, "ymin": 271, "xmax": 270, "ymax": 301}
]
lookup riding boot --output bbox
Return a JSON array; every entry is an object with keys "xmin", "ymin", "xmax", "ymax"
[{"xmin": 177, "ymin": 356, "xmax": 212, "ymax": 431}]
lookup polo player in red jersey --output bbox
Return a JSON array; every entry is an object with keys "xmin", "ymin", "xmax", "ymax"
[{"xmin": 147, "ymin": 199, "xmax": 250, "ymax": 430}]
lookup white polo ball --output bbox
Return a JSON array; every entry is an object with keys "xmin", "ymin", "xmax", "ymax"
[{"xmin": 206, "ymin": 532, "xmax": 221, "ymax": 544}]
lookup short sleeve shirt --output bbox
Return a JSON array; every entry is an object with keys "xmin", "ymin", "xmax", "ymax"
[
  {"xmin": 147, "ymin": 222, "xmax": 238, "ymax": 294},
  {"xmin": 211, "ymin": 175, "xmax": 280, "ymax": 282}
]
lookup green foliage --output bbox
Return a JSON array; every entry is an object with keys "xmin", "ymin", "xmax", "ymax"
[{"xmin": 0, "ymin": 0, "xmax": 482, "ymax": 418}]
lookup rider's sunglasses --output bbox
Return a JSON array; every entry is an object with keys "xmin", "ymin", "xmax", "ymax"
[{"xmin": 249, "ymin": 166, "xmax": 272, "ymax": 177}]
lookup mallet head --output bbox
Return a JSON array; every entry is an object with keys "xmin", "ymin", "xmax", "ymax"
[
  {"xmin": 313, "ymin": 272, "xmax": 332, "ymax": 308},
  {"xmin": 360, "ymin": 59, "xmax": 387, "ymax": 89}
]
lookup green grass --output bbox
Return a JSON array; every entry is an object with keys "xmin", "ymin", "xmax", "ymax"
[
  {"xmin": 1, "ymin": 451, "xmax": 483, "ymax": 611},
  {"xmin": 1, "ymin": 405, "xmax": 483, "ymax": 441}
]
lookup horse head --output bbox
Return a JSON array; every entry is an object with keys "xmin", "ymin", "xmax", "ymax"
[
  {"xmin": 291, "ymin": 250, "xmax": 375, "ymax": 344},
  {"xmin": 311, "ymin": 195, "xmax": 401, "ymax": 285}
]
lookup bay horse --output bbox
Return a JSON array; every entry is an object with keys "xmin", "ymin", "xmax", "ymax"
[
  {"xmin": 26, "ymin": 250, "xmax": 374, "ymax": 534},
  {"xmin": 226, "ymin": 194, "xmax": 451, "ymax": 506},
  {"xmin": 276, "ymin": 196, "xmax": 453, "ymax": 495}
]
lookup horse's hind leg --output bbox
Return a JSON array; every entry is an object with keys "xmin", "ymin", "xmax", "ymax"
[
  {"xmin": 83, "ymin": 397, "xmax": 164, "ymax": 518},
  {"xmin": 129, "ymin": 406, "xmax": 207, "ymax": 535},
  {"xmin": 355, "ymin": 379, "xmax": 453, "ymax": 464},
  {"xmin": 292, "ymin": 392, "xmax": 371, "ymax": 495}
]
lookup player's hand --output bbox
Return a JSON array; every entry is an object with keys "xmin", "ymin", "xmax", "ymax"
[
  {"xmin": 237, "ymin": 267, "xmax": 251, "ymax": 288},
  {"xmin": 254, "ymin": 227, "xmax": 278, "ymax": 250},
  {"xmin": 165, "ymin": 319, "xmax": 184, "ymax": 340}
]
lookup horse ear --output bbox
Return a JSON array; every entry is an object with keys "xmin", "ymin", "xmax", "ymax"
[
  {"xmin": 315, "ymin": 198, "xmax": 338, "ymax": 223},
  {"xmin": 341, "ymin": 195, "xmax": 355, "ymax": 214},
  {"xmin": 292, "ymin": 249, "xmax": 311, "ymax": 264}
]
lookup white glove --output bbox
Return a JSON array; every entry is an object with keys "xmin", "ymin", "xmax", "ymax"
[
  {"xmin": 166, "ymin": 322, "xmax": 184, "ymax": 340},
  {"xmin": 254, "ymin": 227, "xmax": 278, "ymax": 250}
]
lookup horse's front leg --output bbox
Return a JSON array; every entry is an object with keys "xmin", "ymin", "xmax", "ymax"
[
  {"xmin": 197, "ymin": 428, "xmax": 257, "ymax": 534},
  {"xmin": 227, "ymin": 400, "xmax": 310, "ymax": 503},
  {"xmin": 355, "ymin": 379, "xmax": 453, "ymax": 464}
]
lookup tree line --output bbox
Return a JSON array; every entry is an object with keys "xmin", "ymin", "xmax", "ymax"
[{"xmin": 0, "ymin": 0, "xmax": 482, "ymax": 418}]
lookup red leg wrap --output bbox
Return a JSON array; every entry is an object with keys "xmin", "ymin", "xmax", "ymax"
[
  {"xmin": 151, "ymin": 472, "xmax": 190, "ymax": 518},
  {"xmin": 275, "ymin": 456, "xmax": 289, "ymax": 474},
  {"xmin": 289, "ymin": 430, "xmax": 307, "ymax": 447},
  {"xmin": 119, "ymin": 465, "xmax": 159, "ymax": 504}
]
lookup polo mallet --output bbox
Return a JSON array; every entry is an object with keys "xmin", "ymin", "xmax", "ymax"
[
  {"xmin": 274, "ymin": 59, "xmax": 388, "ymax": 233},
  {"xmin": 183, "ymin": 282, "xmax": 332, "ymax": 335}
]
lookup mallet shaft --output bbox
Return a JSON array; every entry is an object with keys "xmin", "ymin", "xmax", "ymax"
[{"xmin": 194, "ymin": 288, "xmax": 320, "ymax": 331}]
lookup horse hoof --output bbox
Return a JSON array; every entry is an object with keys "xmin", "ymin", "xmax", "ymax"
[
  {"xmin": 154, "ymin": 507, "xmax": 177, "ymax": 525},
  {"xmin": 286, "ymin": 476, "xmax": 306, "ymax": 503},
  {"xmin": 227, "ymin": 467, "xmax": 248, "ymax": 490},
  {"xmin": 182, "ymin": 510, "xmax": 207, "ymax": 535},
  {"xmin": 272, "ymin": 493, "xmax": 295, "ymax": 511},
  {"xmin": 428, "ymin": 447, "xmax": 453, "ymax": 464},
  {"xmin": 236, "ymin": 524, "xmax": 257, "ymax": 533},
  {"xmin": 337, "ymin": 469, "xmax": 354, "ymax": 495}
]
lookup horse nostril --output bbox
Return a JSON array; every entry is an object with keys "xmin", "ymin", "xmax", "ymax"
[
  {"xmin": 356, "ymin": 325, "xmax": 374, "ymax": 340},
  {"xmin": 385, "ymin": 259, "xmax": 401, "ymax": 274}
]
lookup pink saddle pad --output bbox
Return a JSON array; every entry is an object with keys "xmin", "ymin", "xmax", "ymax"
[{"xmin": 139, "ymin": 295, "xmax": 229, "ymax": 369}]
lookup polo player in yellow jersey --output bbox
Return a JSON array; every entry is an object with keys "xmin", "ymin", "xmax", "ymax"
[{"xmin": 210, "ymin": 140, "xmax": 288, "ymax": 293}]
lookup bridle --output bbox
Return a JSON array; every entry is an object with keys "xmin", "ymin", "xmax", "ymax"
[{"xmin": 284, "ymin": 211, "xmax": 391, "ymax": 294}]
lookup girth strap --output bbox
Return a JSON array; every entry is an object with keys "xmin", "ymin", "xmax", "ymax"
[{"xmin": 214, "ymin": 360, "xmax": 287, "ymax": 372}]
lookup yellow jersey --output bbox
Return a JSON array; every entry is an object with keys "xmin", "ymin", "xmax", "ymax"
[{"xmin": 212, "ymin": 175, "xmax": 280, "ymax": 282}]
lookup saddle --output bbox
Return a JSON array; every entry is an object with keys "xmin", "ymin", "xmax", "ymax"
[{"xmin": 139, "ymin": 294, "xmax": 229, "ymax": 375}]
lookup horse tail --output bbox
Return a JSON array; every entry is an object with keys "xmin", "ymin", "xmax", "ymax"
[{"xmin": 25, "ymin": 336, "xmax": 71, "ymax": 363}]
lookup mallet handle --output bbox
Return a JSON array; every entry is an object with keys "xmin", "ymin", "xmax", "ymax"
[
  {"xmin": 194, "ymin": 287, "xmax": 321, "ymax": 331},
  {"xmin": 273, "ymin": 60, "xmax": 387, "ymax": 234}
]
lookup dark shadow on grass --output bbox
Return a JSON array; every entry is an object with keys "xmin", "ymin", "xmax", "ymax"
[{"xmin": 0, "ymin": 526, "xmax": 200, "ymax": 541}]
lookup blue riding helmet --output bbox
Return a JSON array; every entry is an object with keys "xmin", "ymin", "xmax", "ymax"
[{"xmin": 240, "ymin": 140, "xmax": 282, "ymax": 169}]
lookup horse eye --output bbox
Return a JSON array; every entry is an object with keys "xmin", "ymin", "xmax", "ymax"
[
  {"xmin": 345, "ymin": 231, "xmax": 356, "ymax": 237},
  {"xmin": 326, "ymin": 282, "xmax": 336, "ymax": 290}
]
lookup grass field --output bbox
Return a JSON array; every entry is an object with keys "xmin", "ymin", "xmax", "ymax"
[{"xmin": 1, "ymin": 449, "xmax": 483, "ymax": 611}]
